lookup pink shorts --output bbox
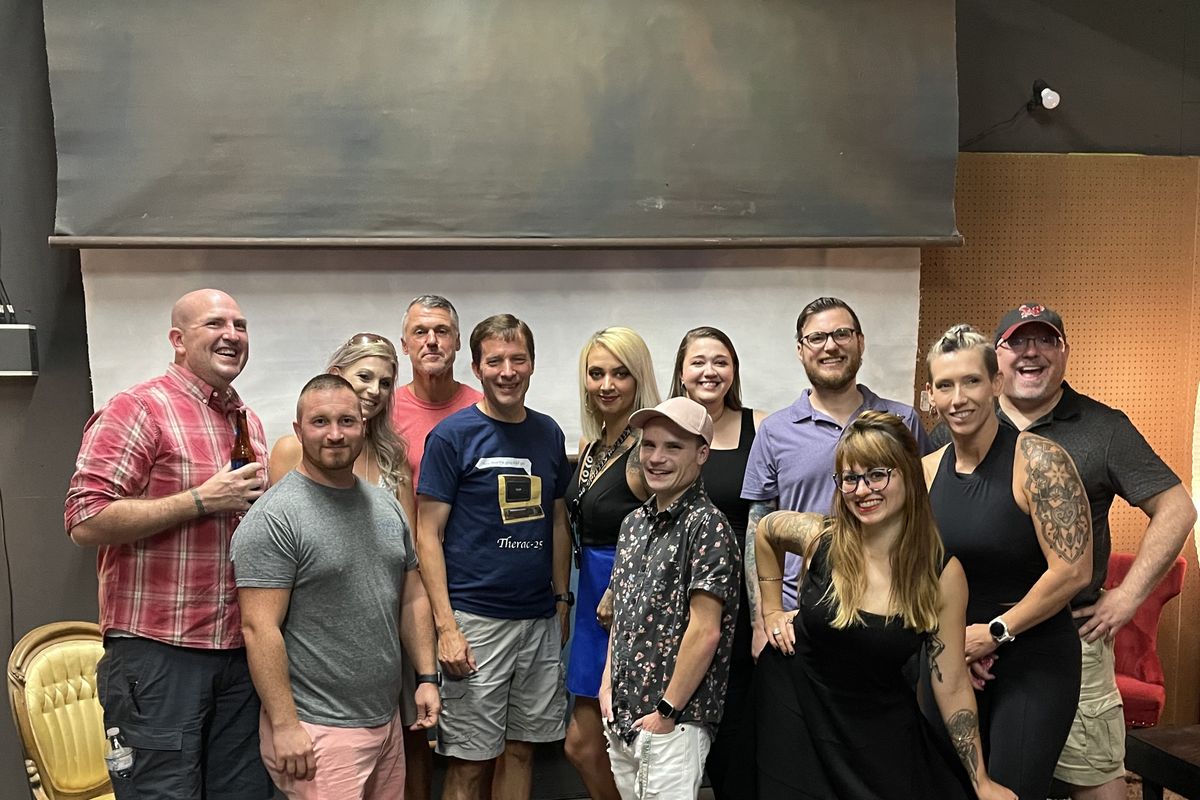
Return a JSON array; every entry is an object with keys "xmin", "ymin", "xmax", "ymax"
[{"xmin": 259, "ymin": 708, "xmax": 406, "ymax": 799}]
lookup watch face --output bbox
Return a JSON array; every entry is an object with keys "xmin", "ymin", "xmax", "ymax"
[{"xmin": 989, "ymin": 620, "xmax": 1006, "ymax": 639}]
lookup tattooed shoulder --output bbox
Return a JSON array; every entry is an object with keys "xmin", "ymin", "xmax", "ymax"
[
  {"xmin": 1019, "ymin": 434, "xmax": 1089, "ymax": 564},
  {"xmin": 625, "ymin": 436, "xmax": 642, "ymax": 471},
  {"xmin": 761, "ymin": 511, "xmax": 823, "ymax": 553}
]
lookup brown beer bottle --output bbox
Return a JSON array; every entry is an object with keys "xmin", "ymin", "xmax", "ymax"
[{"xmin": 231, "ymin": 409, "xmax": 254, "ymax": 470}]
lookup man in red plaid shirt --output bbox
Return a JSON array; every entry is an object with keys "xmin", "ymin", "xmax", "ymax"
[{"xmin": 65, "ymin": 288, "xmax": 273, "ymax": 800}]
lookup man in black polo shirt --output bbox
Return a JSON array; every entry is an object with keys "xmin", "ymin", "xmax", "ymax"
[
  {"xmin": 600, "ymin": 397, "xmax": 740, "ymax": 800},
  {"xmin": 991, "ymin": 303, "xmax": 1196, "ymax": 800}
]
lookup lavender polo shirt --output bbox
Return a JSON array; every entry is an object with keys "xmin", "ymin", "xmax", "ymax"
[{"xmin": 741, "ymin": 384, "xmax": 932, "ymax": 609}]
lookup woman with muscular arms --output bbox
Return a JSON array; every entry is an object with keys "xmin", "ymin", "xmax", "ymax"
[{"xmin": 924, "ymin": 324, "xmax": 1091, "ymax": 800}]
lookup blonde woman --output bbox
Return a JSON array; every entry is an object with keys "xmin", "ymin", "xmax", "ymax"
[
  {"xmin": 270, "ymin": 333, "xmax": 414, "ymax": 516},
  {"xmin": 754, "ymin": 411, "xmax": 1014, "ymax": 800},
  {"xmin": 563, "ymin": 327, "xmax": 659, "ymax": 800},
  {"xmin": 925, "ymin": 325, "xmax": 1091, "ymax": 800}
]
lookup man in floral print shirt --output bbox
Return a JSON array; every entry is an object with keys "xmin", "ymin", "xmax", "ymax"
[{"xmin": 600, "ymin": 397, "xmax": 740, "ymax": 800}]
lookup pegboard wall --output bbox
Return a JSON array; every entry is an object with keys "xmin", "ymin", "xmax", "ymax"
[{"xmin": 919, "ymin": 153, "xmax": 1200, "ymax": 724}]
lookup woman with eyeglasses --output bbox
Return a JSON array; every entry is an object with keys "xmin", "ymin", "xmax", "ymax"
[
  {"xmin": 924, "ymin": 324, "xmax": 1091, "ymax": 800},
  {"xmin": 668, "ymin": 326, "xmax": 766, "ymax": 799},
  {"xmin": 562, "ymin": 327, "xmax": 659, "ymax": 800},
  {"xmin": 753, "ymin": 411, "xmax": 1015, "ymax": 800},
  {"xmin": 268, "ymin": 333, "xmax": 431, "ymax": 795}
]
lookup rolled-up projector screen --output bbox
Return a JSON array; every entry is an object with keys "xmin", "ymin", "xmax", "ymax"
[{"xmin": 45, "ymin": 0, "xmax": 959, "ymax": 246}]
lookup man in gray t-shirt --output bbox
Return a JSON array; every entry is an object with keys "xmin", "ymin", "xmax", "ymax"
[{"xmin": 233, "ymin": 374, "xmax": 440, "ymax": 799}]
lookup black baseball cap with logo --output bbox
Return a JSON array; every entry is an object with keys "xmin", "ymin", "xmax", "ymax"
[{"xmin": 994, "ymin": 303, "xmax": 1066, "ymax": 345}]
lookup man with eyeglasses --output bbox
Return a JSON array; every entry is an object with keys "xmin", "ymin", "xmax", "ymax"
[
  {"xmin": 742, "ymin": 296, "xmax": 931, "ymax": 633},
  {"xmin": 990, "ymin": 303, "xmax": 1195, "ymax": 800}
]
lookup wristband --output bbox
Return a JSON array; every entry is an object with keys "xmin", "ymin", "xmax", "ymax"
[
  {"xmin": 656, "ymin": 698, "xmax": 682, "ymax": 721},
  {"xmin": 554, "ymin": 591, "xmax": 575, "ymax": 607},
  {"xmin": 757, "ymin": 575, "xmax": 783, "ymax": 582},
  {"xmin": 189, "ymin": 488, "xmax": 206, "ymax": 516},
  {"xmin": 415, "ymin": 673, "xmax": 442, "ymax": 687}
]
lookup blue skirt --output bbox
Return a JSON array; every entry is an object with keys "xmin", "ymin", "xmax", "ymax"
[{"xmin": 565, "ymin": 545, "xmax": 616, "ymax": 698}]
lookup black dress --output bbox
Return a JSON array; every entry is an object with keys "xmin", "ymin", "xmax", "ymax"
[
  {"xmin": 755, "ymin": 538, "xmax": 976, "ymax": 799},
  {"xmin": 701, "ymin": 408, "xmax": 757, "ymax": 799},
  {"xmin": 928, "ymin": 425, "xmax": 1080, "ymax": 800}
]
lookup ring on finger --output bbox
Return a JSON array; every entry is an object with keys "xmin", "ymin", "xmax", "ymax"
[{"xmin": 772, "ymin": 628, "xmax": 781, "ymax": 636}]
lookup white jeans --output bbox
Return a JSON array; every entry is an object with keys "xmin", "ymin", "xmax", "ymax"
[{"xmin": 605, "ymin": 723, "xmax": 712, "ymax": 800}]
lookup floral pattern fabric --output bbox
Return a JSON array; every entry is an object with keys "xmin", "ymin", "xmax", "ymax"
[{"xmin": 608, "ymin": 479, "xmax": 740, "ymax": 744}]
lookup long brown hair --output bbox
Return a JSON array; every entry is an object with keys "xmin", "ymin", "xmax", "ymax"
[{"xmin": 822, "ymin": 410, "xmax": 943, "ymax": 632}]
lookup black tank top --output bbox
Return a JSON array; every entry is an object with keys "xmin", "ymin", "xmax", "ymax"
[
  {"xmin": 702, "ymin": 407, "xmax": 756, "ymax": 535},
  {"xmin": 929, "ymin": 425, "xmax": 1048, "ymax": 625},
  {"xmin": 702, "ymin": 407, "xmax": 756, "ymax": 668},
  {"xmin": 565, "ymin": 445, "xmax": 640, "ymax": 548}
]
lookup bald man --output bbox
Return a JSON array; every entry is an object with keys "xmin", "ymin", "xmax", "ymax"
[{"xmin": 66, "ymin": 289, "xmax": 273, "ymax": 800}]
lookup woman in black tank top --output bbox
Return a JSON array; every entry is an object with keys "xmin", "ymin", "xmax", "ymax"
[
  {"xmin": 563, "ymin": 327, "xmax": 659, "ymax": 800},
  {"xmin": 925, "ymin": 325, "xmax": 1092, "ymax": 800},
  {"xmin": 670, "ymin": 326, "xmax": 767, "ymax": 800}
]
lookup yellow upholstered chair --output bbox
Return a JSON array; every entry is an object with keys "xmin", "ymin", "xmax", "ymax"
[{"xmin": 7, "ymin": 621, "xmax": 114, "ymax": 800}]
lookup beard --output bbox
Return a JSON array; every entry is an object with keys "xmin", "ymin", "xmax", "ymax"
[
  {"xmin": 302, "ymin": 442, "xmax": 361, "ymax": 474},
  {"xmin": 804, "ymin": 349, "xmax": 862, "ymax": 392}
]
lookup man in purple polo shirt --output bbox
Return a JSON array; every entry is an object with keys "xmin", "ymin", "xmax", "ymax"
[{"xmin": 741, "ymin": 297, "xmax": 931, "ymax": 635}]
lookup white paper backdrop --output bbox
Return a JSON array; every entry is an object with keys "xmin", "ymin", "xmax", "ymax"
[{"xmin": 81, "ymin": 248, "xmax": 922, "ymax": 449}]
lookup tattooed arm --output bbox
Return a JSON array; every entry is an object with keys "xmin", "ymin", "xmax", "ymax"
[
  {"xmin": 745, "ymin": 499, "xmax": 778, "ymax": 657},
  {"xmin": 965, "ymin": 432, "xmax": 1092, "ymax": 664},
  {"xmin": 625, "ymin": 431, "xmax": 651, "ymax": 501},
  {"xmin": 929, "ymin": 558, "xmax": 1016, "ymax": 800},
  {"xmin": 755, "ymin": 510, "xmax": 823, "ymax": 655}
]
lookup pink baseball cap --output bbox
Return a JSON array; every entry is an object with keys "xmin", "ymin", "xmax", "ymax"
[{"xmin": 629, "ymin": 397, "xmax": 714, "ymax": 445}]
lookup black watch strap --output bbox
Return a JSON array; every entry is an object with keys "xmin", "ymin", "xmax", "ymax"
[
  {"xmin": 554, "ymin": 591, "xmax": 575, "ymax": 607},
  {"xmin": 656, "ymin": 698, "xmax": 681, "ymax": 721},
  {"xmin": 415, "ymin": 673, "xmax": 442, "ymax": 686}
]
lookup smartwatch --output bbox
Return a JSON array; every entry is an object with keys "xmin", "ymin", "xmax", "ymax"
[
  {"xmin": 656, "ymin": 698, "xmax": 682, "ymax": 722},
  {"xmin": 415, "ymin": 673, "xmax": 442, "ymax": 687},
  {"xmin": 554, "ymin": 591, "xmax": 576, "ymax": 607},
  {"xmin": 988, "ymin": 616, "xmax": 1015, "ymax": 645}
]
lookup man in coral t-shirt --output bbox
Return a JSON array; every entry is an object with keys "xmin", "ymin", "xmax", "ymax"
[
  {"xmin": 389, "ymin": 294, "xmax": 480, "ymax": 798},
  {"xmin": 392, "ymin": 295, "xmax": 482, "ymax": 488}
]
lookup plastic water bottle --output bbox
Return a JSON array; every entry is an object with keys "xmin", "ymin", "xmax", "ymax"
[{"xmin": 104, "ymin": 727, "xmax": 134, "ymax": 779}]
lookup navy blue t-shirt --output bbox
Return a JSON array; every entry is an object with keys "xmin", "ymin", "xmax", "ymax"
[{"xmin": 418, "ymin": 404, "xmax": 572, "ymax": 619}]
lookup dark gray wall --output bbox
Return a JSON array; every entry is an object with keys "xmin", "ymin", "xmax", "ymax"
[
  {"xmin": 958, "ymin": 0, "xmax": 1200, "ymax": 154},
  {"xmin": 0, "ymin": 0, "xmax": 98, "ymax": 793}
]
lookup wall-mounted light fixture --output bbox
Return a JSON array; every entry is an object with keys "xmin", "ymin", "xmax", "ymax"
[
  {"xmin": 1028, "ymin": 79, "xmax": 1060, "ymax": 111},
  {"xmin": 961, "ymin": 78, "xmax": 1063, "ymax": 149}
]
